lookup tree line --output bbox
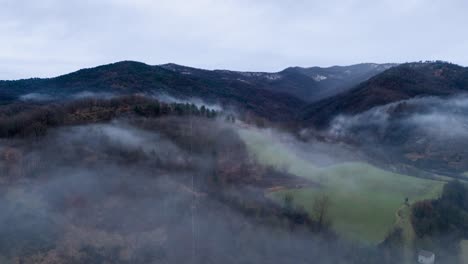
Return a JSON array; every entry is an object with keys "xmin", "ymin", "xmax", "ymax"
[{"xmin": 0, "ymin": 95, "xmax": 218, "ymax": 138}]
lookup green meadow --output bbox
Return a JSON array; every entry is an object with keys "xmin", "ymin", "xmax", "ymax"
[
  {"xmin": 239, "ymin": 128, "xmax": 444, "ymax": 243},
  {"xmin": 460, "ymin": 240, "xmax": 468, "ymax": 264}
]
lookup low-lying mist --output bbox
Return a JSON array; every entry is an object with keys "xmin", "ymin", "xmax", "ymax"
[
  {"xmin": 0, "ymin": 115, "xmax": 383, "ymax": 264},
  {"xmin": 329, "ymin": 95, "xmax": 468, "ymax": 140},
  {"xmin": 326, "ymin": 95, "xmax": 468, "ymax": 176},
  {"xmin": 18, "ymin": 91, "xmax": 224, "ymax": 113},
  {"xmin": 0, "ymin": 93, "xmax": 464, "ymax": 263}
]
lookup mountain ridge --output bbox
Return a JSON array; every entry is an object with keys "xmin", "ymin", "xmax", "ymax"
[
  {"xmin": 0, "ymin": 61, "xmax": 304, "ymax": 122},
  {"xmin": 160, "ymin": 62, "xmax": 398, "ymax": 101},
  {"xmin": 301, "ymin": 61, "xmax": 468, "ymax": 127},
  {"xmin": 3, "ymin": 60, "xmax": 468, "ymax": 127},
  {"xmin": 0, "ymin": 60, "xmax": 400, "ymax": 122}
]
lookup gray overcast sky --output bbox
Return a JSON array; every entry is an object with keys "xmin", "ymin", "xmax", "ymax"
[{"xmin": 1, "ymin": 0, "xmax": 467, "ymax": 79}]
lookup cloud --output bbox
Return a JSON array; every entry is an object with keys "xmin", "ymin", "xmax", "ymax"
[
  {"xmin": 0, "ymin": 0, "xmax": 467, "ymax": 79},
  {"xmin": 151, "ymin": 93, "xmax": 223, "ymax": 111},
  {"xmin": 19, "ymin": 93, "xmax": 56, "ymax": 102},
  {"xmin": 71, "ymin": 91, "xmax": 116, "ymax": 100},
  {"xmin": 404, "ymin": 97, "xmax": 468, "ymax": 138},
  {"xmin": 0, "ymin": 117, "xmax": 351, "ymax": 263},
  {"xmin": 329, "ymin": 95, "xmax": 468, "ymax": 141}
]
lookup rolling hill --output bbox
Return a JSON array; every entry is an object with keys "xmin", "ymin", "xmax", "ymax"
[
  {"xmin": 302, "ymin": 61, "xmax": 468, "ymax": 127},
  {"xmin": 0, "ymin": 61, "xmax": 398, "ymax": 123},
  {"xmin": 2, "ymin": 61, "xmax": 468, "ymax": 128},
  {"xmin": 0, "ymin": 61, "xmax": 305, "ymax": 122}
]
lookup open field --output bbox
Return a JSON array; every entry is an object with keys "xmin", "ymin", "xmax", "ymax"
[
  {"xmin": 461, "ymin": 240, "xmax": 468, "ymax": 264},
  {"xmin": 395, "ymin": 205, "xmax": 417, "ymax": 264},
  {"xmin": 239, "ymin": 128, "xmax": 445, "ymax": 243}
]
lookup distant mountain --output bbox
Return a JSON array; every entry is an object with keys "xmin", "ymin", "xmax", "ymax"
[
  {"xmin": 0, "ymin": 61, "xmax": 399, "ymax": 122},
  {"xmin": 162, "ymin": 63, "xmax": 397, "ymax": 102},
  {"xmin": 279, "ymin": 63, "xmax": 397, "ymax": 101},
  {"xmin": 302, "ymin": 62, "xmax": 468, "ymax": 127},
  {"xmin": 0, "ymin": 61, "xmax": 305, "ymax": 122}
]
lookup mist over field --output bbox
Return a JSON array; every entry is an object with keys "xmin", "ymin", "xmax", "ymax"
[
  {"xmin": 2, "ymin": 59, "xmax": 468, "ymax": 264},
  {"xmin": 0, "ymin": 81, "xmax": 466, "ymax": 262},
  {"xmin": 0, "ymin": 113, "xmax": 382, "ymax": 263},
  {"xmin": 1, "ymin": 2, "xmax": 468, "ymax": 260}
]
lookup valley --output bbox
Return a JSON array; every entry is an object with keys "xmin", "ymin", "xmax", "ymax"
[
  {"xmin": 0, "ymin": 60, "xmax": 467, "ymax": 263},
  {"xmin": 3, "ymin": 1, "xmax": 468, "ymax": 262},
  {"xmin": 239, "ymin": 127, "xmax": 444, "ymax": 243}
]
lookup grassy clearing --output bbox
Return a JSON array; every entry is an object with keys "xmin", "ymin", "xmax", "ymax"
[
  {"xmin": 461, "ymin": 240, "xmax": 468, "ymax": 264},
  {"xmin": 239, "ymin": 128, "xmax": 444, "ymax": 243},
  {"xmin": 395, "ymin": 205, "xmax": 416, "ymax": 264}
]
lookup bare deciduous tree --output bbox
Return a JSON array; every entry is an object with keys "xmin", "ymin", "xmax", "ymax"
[{"xmin": 312, "ymin": 194, "xmax": 330, "ymax": 231}]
